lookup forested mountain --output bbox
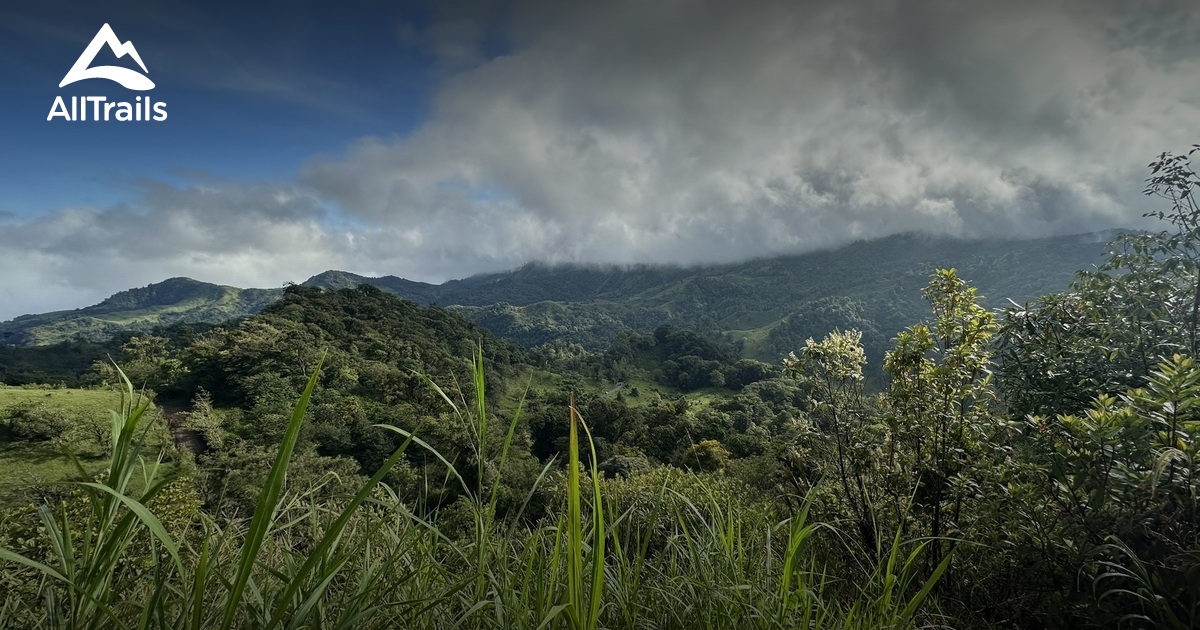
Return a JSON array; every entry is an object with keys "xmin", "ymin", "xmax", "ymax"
[
  {"xmin": 450, "ymin": 231, "xmax": 1112, "ymax": 361},
  {"xmin": 0, "ymin": 232, "xmax": 1109, "ymax": 363},
  {"xmin": 0, "ymin": 278, "xmax": 281, "ymax": 346}
]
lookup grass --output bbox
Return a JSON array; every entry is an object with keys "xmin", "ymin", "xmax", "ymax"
[
  {"xmin": 0, "ymin": 387, "xmax": 124, "ymax": 420},
  {"xmin": 0, "ymin": 441, "xmax": 108, "ymax": 503},
  {"xmin": 507, "ymin": 367, "xmax": 683, "ymax": 411},
  {"xmin": 727, "ymin": 324, "xmax": 776, "ymax": 361},
  {"xmin": 0, "ymin": 351, "xmax": 949, "ymax": 629},
  {"xmin": 0, "ymin": 387, "xmax": 171, "ymax": 506}
]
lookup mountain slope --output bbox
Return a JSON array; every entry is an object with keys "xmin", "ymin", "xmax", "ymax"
[
  {"xmin": 0, "ymin": 278, "xmax": 282, "ymax": 346},
  {"xmin": 0, "ymin": 232, "xmax": 1111, "ymax": 355},
  {"xmin": 448, "ymin": 232, "xmax": 1112, "ymax": 359}
]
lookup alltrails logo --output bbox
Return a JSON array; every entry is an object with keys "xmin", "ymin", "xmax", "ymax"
[{"xmin": 48, "ymin": 24, "xmax": 167, "ymax": 122}]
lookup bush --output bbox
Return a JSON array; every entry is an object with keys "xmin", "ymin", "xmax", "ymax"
[
  {"xmin": 598, "ymin": 466, "xmax": 775, "ymax": 553},
  {"xmin": 5, "ymin": 404, "xmax": 71, "ymax": 441}
]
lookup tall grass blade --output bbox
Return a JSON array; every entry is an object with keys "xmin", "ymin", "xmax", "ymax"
[
  {"xmin": 77, "ymin": 482, "xmax": 182, "ymax": 572},
  {"xmin": 219, "ymin": 352, "xmax": 325, "ymax": 630},
  {"xmin": 265, "ymin": 431, "xmax": 416, "ymax": 629},
  {"xmin": 564, "ymin": 395, "xmax": 605, "ymax": 630}
]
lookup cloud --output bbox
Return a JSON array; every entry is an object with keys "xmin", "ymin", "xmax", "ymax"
[
  {"xmin": 0, "ymin": 178, "xmax": 530, "ymax": 320},
  {"xmin": 5, "ymin": 0, "xmax": 1200, "ymax": 319},
  {"xmin": 0, "ymin": 181, "xmax": 341, "ymax": 319},
  {"xmin": 303, "ymin": 0, "xmax": 1199, "ymax": 265}
]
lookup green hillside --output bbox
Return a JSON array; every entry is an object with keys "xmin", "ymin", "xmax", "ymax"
[
  {"xmin": 451, "ymin": 232, "xmax": 1111, "ymax": 361},
  {"xmin": 0, "ymin": 232, "xmax": 1108, "ymax": 358},
  {"xmin": 2, "ymin": 220, "xmax": 1197, "ymax": 628},
  {"xmin": 0, "ymin": 278, "xmax": 282, "ymax": 346}
]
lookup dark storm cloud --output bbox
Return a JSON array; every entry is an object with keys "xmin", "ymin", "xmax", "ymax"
[{"xmin": 303, "ymin": 0, "xmax": 1199, "ymax": 267}]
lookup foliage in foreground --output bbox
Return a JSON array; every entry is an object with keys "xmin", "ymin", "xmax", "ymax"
[{"xmin": 0, "ymin": 354, "xmax": 946, "ymax": 629}]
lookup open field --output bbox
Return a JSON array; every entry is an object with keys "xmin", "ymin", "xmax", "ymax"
[{"xmin": 0, "ymin": 386, "xmax": 171, "ymax": 505}]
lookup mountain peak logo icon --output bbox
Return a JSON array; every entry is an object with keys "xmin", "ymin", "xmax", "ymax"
[{"xmin": 59, "ymin": 23, "xmax": 154, "ymax": 91}]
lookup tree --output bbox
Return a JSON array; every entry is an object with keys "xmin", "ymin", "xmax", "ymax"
[
  {"xmin": 92, "ymin": 335, "xmax": 185, "ymax": 391},
  {"xmin": 884, "ymin": 269, "xmax": 999, "ymax": 575},
  {"xmin": 997, "ymin": 145, "xmax": 1200, "ymax": 417},
  {"xmin": 1144, "ymin": 145, "xmax": 1200, "ymax": 354},
  {"xmin": 785, "ymin": 328, "xmax": 880, "ymax": 551},
  {"xmin": 1012, "ymin": 355, "xmax": 1200, "ymax": 626},
  {"xmin": 681, "ymin": 439, "xmax": 731, "ymax": 473},
  {"xmin": 4, "ymin": 403, "xmax": 71, "ymax": 442}
]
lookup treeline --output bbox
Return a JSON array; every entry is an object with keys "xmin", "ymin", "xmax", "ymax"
[
  {"xmin": 0, "ymin": 341, "xmax": 117, "ymax": 386},
  {"xmin": 597, "ymin": 324, "xmax": 775, "ymax": 391}
]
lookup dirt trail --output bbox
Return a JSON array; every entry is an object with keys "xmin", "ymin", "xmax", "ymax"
[{"xmin": 157, "ymin": 400, "xmax": 205, "ymax": 456}]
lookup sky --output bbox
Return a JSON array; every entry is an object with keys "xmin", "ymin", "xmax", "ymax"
[{"xmin": 1, "ymin": 0, "xmax": 1199, "ymax": 320}]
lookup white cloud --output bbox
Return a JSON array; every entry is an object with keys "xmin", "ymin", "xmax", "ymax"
[{"xmin": 0, "ymin": 183, "xmax": 341, "ymax": 319}]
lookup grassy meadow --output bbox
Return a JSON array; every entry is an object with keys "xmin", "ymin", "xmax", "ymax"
[{"xmin": 0, "ymin": 386, "xmax": 171, "ymax": 506}]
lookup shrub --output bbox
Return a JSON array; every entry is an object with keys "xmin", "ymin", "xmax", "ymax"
[{"xmin": 5, "ymin": 404, "xmax": 71, "ymax": 441}]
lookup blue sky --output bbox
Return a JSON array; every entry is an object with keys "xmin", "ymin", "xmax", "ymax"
[
  {"xmin": 1, "ymin": 0, "xmax": 435, "ymax": 214},
  {"xmin": 1, "ymin": 0, "xmax": 1199, "ymax": 319}
]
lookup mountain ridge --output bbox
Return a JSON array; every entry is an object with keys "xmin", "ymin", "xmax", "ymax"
[{"xmin": 0, "ymin": 231, "xmax": 1113, "ymax": 357}]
